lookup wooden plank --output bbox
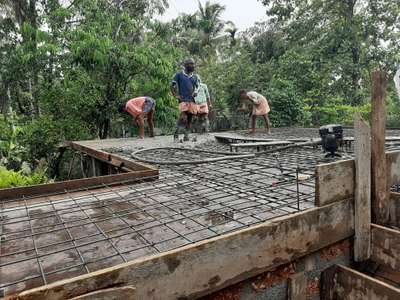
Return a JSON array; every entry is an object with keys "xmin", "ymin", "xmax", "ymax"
[
  {"xmin": 321, "ymin": 264, "xmax": 400, "ymax": 300},
  {"xmin": 315, "ymin": 151, "xmax": 400, "ymax": 207},
  {"xmin": 0, "ymin": 170, "xmax": 159, "ymax": 201},
  {"xmin": 69, "ymin": 141, "xmax": 111, "ymax": 162},
  {"xmin": 108, "ymin": 153, "xmax": 156, "ymax": 171},
  {"xmin": 214, "ymin": 134, "xmax": 279, "ymax": 143},
  {"xmin": 386, "ymin": 151, "xmax": 400, "ymax": 186},
  {"xmin": 230, "ymin": 141, "xmax": 293, "ymax": 147},
  {"xmin": 345, "ymin": 136, "xmax": 400, "ymax": 142},
  {"xmin": 371, "ymin": 224, "xmax": 400, "ymax": 270},
  {"xmin": 374, "ymin": 264, "xmax": 400, "ymax": 287},
  {"xmin": 389, "ymin": 192, "xmax": 400, "ymax": 227},
  {"xmin": 69, "ymin": 142, "xmax": 156, "ymax": 172},
  {"xmin": 69, "ymin": 286, "xmax": 135, "ymax": 300},
  {"xmin": 288, "ymin": 273, "xmax": 307, "ymax": 300},
  {"xmin": 371, "ymin": 70, "xmax": 389, "ymax": 224},
  {"xmin": 353, "ymin": 114, "xmax": 371, "ymax": 261},
  {"xmin": 15, "ymin": 199, "xmax": 354, "ymax": 300},
  {"xmin": 315, "ymin": 159, "xmax": 355, "ymax": 206}
]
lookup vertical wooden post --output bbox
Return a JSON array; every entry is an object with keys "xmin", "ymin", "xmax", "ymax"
[
  {"xmin": 354, "ymin": 113, "xmax": 371, "ymax": 261},
  {"xmin": 371, "ymin": 71, "xmax": 389, "ymax": 224},
  {"xmin": 91, "ymin": 157, "xmax": 97, "ymax": 177},
  {"xmin": 288, "ymin": 273, "xmax": 307, "ymax": 300}
]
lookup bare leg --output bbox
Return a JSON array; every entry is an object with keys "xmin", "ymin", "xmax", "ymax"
[
  {"xmin": 250, "ymin": 115, "xmax": 257, "ymax": 134},
  {"xmin": 183, "ymin": 112, "xmax": 192, "ymax": 141},
  {"xmin": 136, "ymin": 116, "xmax": 145, "ymax": 139},
  {"xmin": 198, "ymin": 113, "xmax": 207, "ymax": 133},
  {"xmin": 148, "ymin": 109, "xmax": 155, "ymax": 137},
  {"xmin": 262, "ymin": 114, "xmax": 271, "ymax": 134},
  {"xmin": 186, "ymin": 113, "xmax": 193, "ymax": 130},
  {"xmin": 175, "ymin": 113, "xmax": 187, "ymax": 133}
]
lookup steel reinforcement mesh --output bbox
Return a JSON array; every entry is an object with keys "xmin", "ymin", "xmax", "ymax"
[{"xmin": 3, "ymin": 129, "xmax": 399, "ymax": 296}]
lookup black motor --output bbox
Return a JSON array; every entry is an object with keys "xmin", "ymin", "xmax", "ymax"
[{"xmin": 319, "ymin": 124, "xmax": 343, "ymax": 157}]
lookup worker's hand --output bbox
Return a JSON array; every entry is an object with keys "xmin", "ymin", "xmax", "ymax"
[{"xmin": 208, "ymin": 103, "xmax": 213, "ymax": 109}]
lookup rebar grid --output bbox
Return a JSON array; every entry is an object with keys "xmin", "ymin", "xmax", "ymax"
[{"xmin": 1, "ymin": 132, "xmax": 380, "ymax": 296}]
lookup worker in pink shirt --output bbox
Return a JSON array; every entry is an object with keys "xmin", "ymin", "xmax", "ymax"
[{"xmin": 118, "ymin": 97, "xmax": 156, "ymax": 139}]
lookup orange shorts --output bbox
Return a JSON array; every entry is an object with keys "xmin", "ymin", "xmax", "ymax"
[
  {"xmin": 252, "ymin": 97, "xmax": 271, "ymax": 116},
  {"xmin": 197, "ymin": 104, "xmax": 209, "ymax": 114},
  {"xmin": 179, "ymin": 102, "xmax": 198, "ymax": 114}
]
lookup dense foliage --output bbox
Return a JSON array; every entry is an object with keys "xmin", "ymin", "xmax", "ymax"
[
  {"xmin": 0, "ymin": 166, "xmax": 48, "ymax": 188},
  {"xmin": 0, "ymin": 0, "xmax": 400, "ymax": 185}
]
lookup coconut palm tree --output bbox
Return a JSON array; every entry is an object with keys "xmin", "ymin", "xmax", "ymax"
[
  {"xmin": 196, "ymin": 0, "xmax": 225, "ymax": 47},
  {"xmin": 225, "ymin": 21, "xmax": 238, "ymax": 47}
]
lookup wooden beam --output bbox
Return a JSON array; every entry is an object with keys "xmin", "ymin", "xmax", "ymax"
[
  {"xmin": 231, "ymin": 141, "xmax": 293, "ymax": 148},
  {"xmin": 68, "ymin": 142, "xmax": 157, "ymax": 172},
  {"xmin": 353, "ymin": 114, "xmax": 371, "ymax": 261},
  {"xmin": 15, "ymin": 199, "xmax": 354, "ymax": 300},
  {"xmin": 371, "ymin": 70, "xmax": 389, "ymax": 224},
  {"xmin": 230, "ymin": 141, "xmax": 293, "ymax": 152},
  {"xmin": 321, "ymin": 264, "xmax": 400, "ymax": 299},
  {"xmin": 387, "ymin": 151, "xmax": 400, "ymax": 186},
  {"xmin": 288, "ymin": 273, "xmax": 307, "ymax": 300},
  {"xmin": 315, "ymin": 160, "xmax": 355, "ymax": 206},
  {"xmin": 69, "ymin": 286, "xmax": 135, "ymax": 300},
  {"xmin": 315, "ymin": 151, "xmax": 400, "ymax": 207},
  {"xmin": 371, "ymin": 224, "xmax": 400, "ymax": 270},
  {"xmin": 68, "ymin": 141, "xmax": 111, "ymax": 162},
  {"xmin": 389, "ymin": 192, "xmax": 400, "ymax": 227},
  {"xmin": 0, "ymin": 169, "xmax": 159, "ymax": 201}
]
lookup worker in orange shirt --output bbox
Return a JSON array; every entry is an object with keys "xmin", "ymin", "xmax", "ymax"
[{"xmin": 118, "ymin": 96, "xmax": 156, "ymax": 139}]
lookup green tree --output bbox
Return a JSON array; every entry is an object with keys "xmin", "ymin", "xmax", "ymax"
[{"xmin": 260, "ymin": 0, "xmax": 400, "ymax": 106}]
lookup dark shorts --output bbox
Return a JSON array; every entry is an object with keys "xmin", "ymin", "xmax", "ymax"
[{"xmin": 143, "ymin": 97, "xmax": 156, "ymax": 113}]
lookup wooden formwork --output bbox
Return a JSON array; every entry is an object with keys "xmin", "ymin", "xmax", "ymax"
[
  {"xmin": 2, "ymin": 138, "xmax": 400, "ymax": 299},
  {"xmin": 7, "ymin": 199, "xmax": 354, "ymax": 300},
  {"xmin": 0, "ymin": 142, "xmax": 159, "ymax": 201},
  {"xmin": 321, "ymin": 265, "xmax": 400, "ymax": 299},
  {"xmin": 316, "ymin": 108, "xmax": 400, "ymax": 298}
]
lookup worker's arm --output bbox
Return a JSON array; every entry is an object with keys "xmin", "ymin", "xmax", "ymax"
[
  {"xmin": 192, "ymin": 74, "xmax": 200, "ymax": 98},
  {"xmin": 238, "ymin": 97, "xmax": 249, "ymax": 111},
  {"xmin": 171, "ymin": 74, "xmax": 181, "ymax": 100},
  {"xmin": 205, "ymin": 85, "xmax": 212, "ymax": 108}
]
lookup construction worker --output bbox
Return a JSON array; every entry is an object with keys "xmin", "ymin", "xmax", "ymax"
[
  {"xmin": 171, "ymin": 58, "xmax": 200, "ymax": 142},
  {"xmin": 118, "ymin": 96, "xmax": 156, "ymax": 139},
  {"xmin": 239, "ymin": 89, "xmax": 271, "ymax": 134},
  {"xmin": 195, "ymin": 82, "xmax": 212, "ymax": 133}
]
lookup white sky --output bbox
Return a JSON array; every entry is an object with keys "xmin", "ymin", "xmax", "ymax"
[{"xmin": 158, "ymin": 0, "xmax": 267, "ymax": 31}]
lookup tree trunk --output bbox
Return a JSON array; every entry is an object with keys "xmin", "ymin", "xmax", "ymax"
[{"xmin": 98, "ymin": 119, "xmax": 110, "ymax": 139}]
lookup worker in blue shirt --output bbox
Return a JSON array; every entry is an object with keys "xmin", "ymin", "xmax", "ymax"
[{"xmin": 171, "ymin": 58, "xmax": 200, "ymax": 142}]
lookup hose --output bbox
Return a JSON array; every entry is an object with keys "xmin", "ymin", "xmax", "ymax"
[
  {"xmin": 131, "ymin": 147, "xmax": 255, "ymax": 165},
  {"xmin": 131, "ymin": 139, "xmax": 321, "ymax": 165}
]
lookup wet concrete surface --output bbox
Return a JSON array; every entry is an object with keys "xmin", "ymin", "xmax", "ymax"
[{"xmin": 2, "ymin": 128, "xmax": 400, "ymax": 296}]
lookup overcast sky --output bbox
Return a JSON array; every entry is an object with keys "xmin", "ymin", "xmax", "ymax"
[{"xmin": 158, "ymin": 0, "xmax": 268, "ymax": 31}]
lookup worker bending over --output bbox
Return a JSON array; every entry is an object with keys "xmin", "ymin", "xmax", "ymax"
[
  {"xmin": 171, "ymin": 58, "xmax": 200, "ymax": 142},
  {"xmin": 195, "ymin": 82, "xmax": 212, "ymax": 133},
  {"xmin": 118, "ymin": 96, "xmax": 156, "ymax": 139},
  {"xmin": 239, "ymin": 89, "xmax": 271, "ymax": 134}
]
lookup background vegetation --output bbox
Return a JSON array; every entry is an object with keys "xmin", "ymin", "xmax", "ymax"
[{"xmin": 0, "ymin": 0, "xmax": 399, "ymax": 185}]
